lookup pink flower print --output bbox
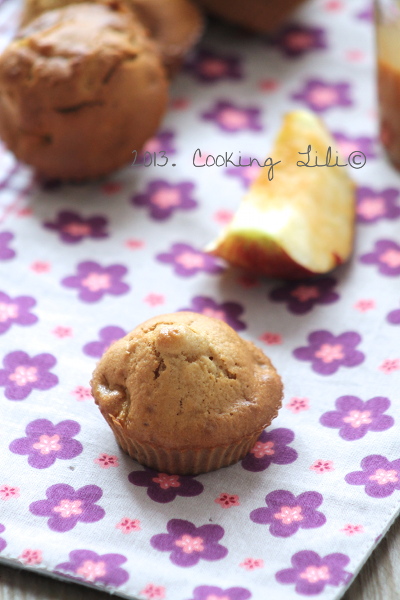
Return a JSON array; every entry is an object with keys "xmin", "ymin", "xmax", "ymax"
[
  {"xmin": 213, "ymin": 209, "xmax": 234, "ymax": 225},
  {"xmin": 44, "ymin": 211, "xmax": 108, "ymax": 244},
  {"xmin": 157, "ymin": 243, "xmax": 223, "ymax": 277},
  {"xmin": 292, "ymin": 285, "xmax": 320, "ymax": 302},
  {"xmin": 226, "ymin": 155, "xmax": 261, "ymax": 189},
  {"xmin": 294, "ymin": 330, "xmax": 364, "ymax": 375},
  {"xmin": 320, "ymin": 396, "xmax": 394, "ymax": 441},
  {"xmin": 94, "ymin": 453, "xmax": 119, "ymax": 468},
  {"xmin": 361, "ymin": 240, "xmax": 400, "ymax": 276},
  {"xmin": 83, "ymin": 325, "xmax": 126, "ymax": 358},
  {"xmin": 132, "ymin": 180, "xmax": 197, "ymax": 221},
  {"xmin": 356, "ymin": 187, "xmax": 400, "ymax": 223},
  {"xmin": 259, "ymin": 78, "xmax": 279, "ymax": 91},
  {"xmin": 0, "ymin": 292, "xmax": 37, "ymax": 335},
  {"xmin": 188, "ymin": 586, "xmax": 251, "ymax": 600},
  {"xmin": 292, "ymin": 79, "xmax": 352, "ymax": 112},
  {"xmin": 62, "ymin": 261, "xmax": 129, "ymax": 303},
  {"xmin": 0, "ymin": 351, "xmax": 58, "ymax": 400},
  {"xmin": 369, "ymin": 469, "xmax": 398, "ymax": 485},
  {"xmin": 325, "ymin": 0, "xmax": 343, "ymax": 10},
  {"xmin": 0, "ymin": 302, "xmax": 18, "ymax": 320},
  {"xmin": 170, "ymin": 97, "xmax": 189, "ymax": 110},
  {"xmin": 274, "ymin": 506, "xmax": 303, "ymax": 525},
  {"xmin": 240, "ymin": 558, "xmax": 264, "ymax": 570},
  {"xmin": 33, "ymin": 434, "xmax": 62, "ymax": 455},
  {"xmin": 102, "ymin": 181, "xmax": 122, "ymax": 194},
  {"xmin": 286, "ymin": 397, "xmax": 310, "ymax": 413},
  {"xmin": 53, "ymin": 499, "xmax": 83, "ymax": 518},
  {"xmin": 76, "ymin": 559, "xmax": 106, "ymax": 581},
  {"xmin": 152, "ymin": 474, "xmax": 180, "ymax": 490},
  {"xmin": 141, "ymin": 130, "xmax": 175, "ymax": 156},
  {"xmin": 202, "ymin": 101, "xmax": 262, "ymax": 133},
  {"xmin": 333, "ymin": 133, "xmax": 376, "ymax": 161},
  {"xmin": 144, "ymin": 293, "xmax": 165, "ymax": 306},
  {"xmin": 175, "ymin": 534, "xmax": 204, "ymax": 554},
  {"xmin": 341, "ymin": 524, "xmax": 364, "ymax": 536},
  {"xmin": 71, "ymin": 386, "xmax": 92, "ymax": 401},
  {"xmin": 354, "ymin": 299, "xmax": 375, "ymax": 312},
  {"xmin": 270, "ymin": 277, "xmax": 339, "ymax": 314},
  {"xmin": 259, "ymin": 332, "xmax": 282, "ymax": 345},
  {"xmin": 214, "ymin": 493, "xmax": 240, "ymax": 508},
  {"xmin": 19, "ymin": 549, "xmax": 42, "ymax": 565},
  {"xmin": 379, "ymin": 358, "xmax": 400, "ymax": 373},
  {"xmin": 141, "ymin": 584, "xmax": 166, "ymax": 599},
  {"xmin": 0, "ymin": 485, "xmax": 20, "ymax": 500},
  {"xmin": 56, "ymin": 549, "xmax": 128, "ymax": 587},
  {"xmin": 30, "ymin": 261, "xmax": 51, "ymax": 273},
  {"xmin": 276, "ymin": 550, "xmax": 352, "ymax": 595},
  {"xmin": 9, "ymin": 365, "xmax": 37, "ymax": 386},
  {"xmin": 314, "ymin": 343, "xmax": 345, "ymax": 363},
  {"xmin": 310, "ymin": 460, "xmax": 334, "ymax": 473},
  {"xmin": 300, "ymin": 565, "xmax": 330, "ymax": 583},
  {"xmin": 52, "ymin": 326, "xmax": 72, "ymax": 338},
  {"xmin": 125, "ymin": 238, "xmax": 145, "ymax": 250},
  {"xmin": 343, "ymin": 410, "xmax": 372, "ymax": 428},
  {"xmin": 116, "ymin": 518, "xmax": 141, "ymax": 533},
  {"xmin": 273, "ymin": 25, "xmax": 327, "ymax": 57},
  {"xmin": 251, "ymin": 441, "xmax": 275, "ymax": 458},
  {"xmin": 186, "ymin": 49, "xmax": 242, "ymax": 83}
]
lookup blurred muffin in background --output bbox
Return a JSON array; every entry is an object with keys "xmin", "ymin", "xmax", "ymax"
[
  {"xmin": 195, "ymin": 0, "xmax": 307, "ymax": 34},
  {"xmin": 19, "ymin": 0, "xmax": 204, "ymax": 76},
  {"xmin": 0, "ymin": 1, "xmax": 168, "ymax": 181}
]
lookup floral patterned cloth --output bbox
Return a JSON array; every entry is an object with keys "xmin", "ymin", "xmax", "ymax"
[{"xmin": 1, "ymin": 1, "xmax": 400, "ymax": 599}]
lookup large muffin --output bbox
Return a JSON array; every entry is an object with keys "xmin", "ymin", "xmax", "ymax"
[
  {"xmin": 19, "ymin": 0, "xmax": 204, "ymax": 76},
  {"xmin": 91, "ymin": 311, "xmax": 283, "ymax": 475},
  {"xmin": 0, "ymin": 2, "xmax": 168, "ymax": 180}
]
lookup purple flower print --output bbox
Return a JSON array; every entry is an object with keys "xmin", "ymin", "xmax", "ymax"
[
  {"xmin": 187, "ymin": 586, "xmax": 251, "ymax": 600},
  {"xmin": 273, "ymin": 24, "xmax": 326, "ymax": 57},
  {"xmin": 44, "ymin": 211, "xmax": 108, "ymax": 244},
  {"xmin": 360, "ymin": 240, "xmax": 400, "ymax": 276},
  {"xmin": 387, "ymin": 302, "xmax": 400, "ymax": 325},
  {"xmin": 226, "ymin": 155, "xmax": 261, "ymax": 188},
  {"xmin": 9, "ymin": 419, "xmax": 83, "ymax": 469},
  {"xmin": 132, "ymin": 180, "xmax": 197, "ymax": 221},
  {"xmin": 30, "ymin": 484, "xmax": 105, "ymax": 532},
  {"xmin": 333, "ymin": 133, "xmax": 376, "ymax": 161},
  {"xmin": 128, "ymin": 468, "xmax": 204, "ymax": 503},
  {"xmin": 320, "ymin": 396, "xmax": 394, "ymax": 441},
  {"xmin": 292, "ymin": 79, "xmax": 352, "ymax": 112},
  {"xmin": 241, "ymin": 428, "xmax": 298, "ymax": 472},
  {"xmin": 180, "ymin": 296, "xmax": 246, "ymax": 331},
  {"xmin": 202, "ymin": 101, "xmax": 262, "ymax": 133},
  {"xmin": 269, "ymin": 277, "xmax": 339, "ymax": 315},
  {"xmin": 0, "ymin": 291, "xmax": 37, "ymax": 335},
  {"xmin": 83, "ymin": 325, "xmax": 127, "ymax": 358},
  {"xmin": 356, "ymin": 6, "xmax": 373, "ymax": 21},
  {"xmin": 141, "ymin": 130, "xmax": 176, "ymax": 156},
  {"xmin": 61, "ymin": 261, "xmax": 130, "ymax": 303},
  {"xmin": 0, "ymin": 351, "xmax": 58, "ymax": 400},
  {"xmin": 0, "ymin": 231, "xmax": 15, "ymax": 260},
  {"xmin": 345, "ymin": 455, "xmax": 400, "ymax": 498},
  {"xmin": 0, "ymin": 524, "xmax": 6, "ymax": 553},
  {"xmin": 186, "ymin": 48, "xmax": 242, "ymax": 83},
  {"xmin": 56, "ymin": 550, "xmax": 128, "ymax": 586},
  {"xmin": 276, "ymin": 550, "xmax": 352, "ymax": 595},
  {"xmin": 250, "ymin": 490, "xmax": 326, "ymax": 538},
  {"xmin": 157, "ymin": 243, "xmax": 224, "ymax": 277},
  {"xmin": 151, "ymin": 519, "xmax": 228, "ymax": 567},
  {"xmin": 356, "ymin": 187, "xmax": 400, "ymax": 223},
  {"xmin": 293, "ymin": 330, "xmax": 364, "ymax": 375}
]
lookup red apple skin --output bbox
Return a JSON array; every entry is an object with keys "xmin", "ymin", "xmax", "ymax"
[{"xmin": 208, "ymin": 235, "xmax": 343, "ymax": 280}]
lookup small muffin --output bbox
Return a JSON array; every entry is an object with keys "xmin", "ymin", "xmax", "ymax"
[
  {"xmin": 19, "ymin": 0, "xmax": 204, "ymax": 77},
  {"xmin": 91, "ymin": 312, "xmax": 283, "ymax": 475},
  {"xmin": 0, "ymin": 2, "xmax": 168, "ymax": 181},
  {"xmin": 195, "ymin": 0, "xmax": 307, "ymax": 34}
]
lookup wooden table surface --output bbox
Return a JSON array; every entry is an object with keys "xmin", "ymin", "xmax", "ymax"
[{"xmin": 0, "ymin": 517, "xmax": 399, "ymax": 600}]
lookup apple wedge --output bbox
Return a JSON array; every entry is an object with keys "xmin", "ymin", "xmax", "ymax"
[{"xmin": 206, "ymin": 110, "xmax": 356, "ymax": 279}]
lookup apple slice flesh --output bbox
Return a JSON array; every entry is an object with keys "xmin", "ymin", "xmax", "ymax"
[{"xmin": 207, "ymin": 110, "xmax": 356, "ymax": 279}]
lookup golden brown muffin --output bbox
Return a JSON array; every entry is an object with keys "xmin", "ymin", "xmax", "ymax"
[
  {"xmin": 0, "ymin": 2, "xmax": 168, "ymax": 181},
  {"xmin": 19, "ymin": 0, "xmax": 204, "ymax": 77},
  {"xmin": 91, "ymin": 311, "xmax": 283, "ymax": 475},
  {"xmin": 195, "ymin": 0, "xmax": 307, "ymax": 34}
]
